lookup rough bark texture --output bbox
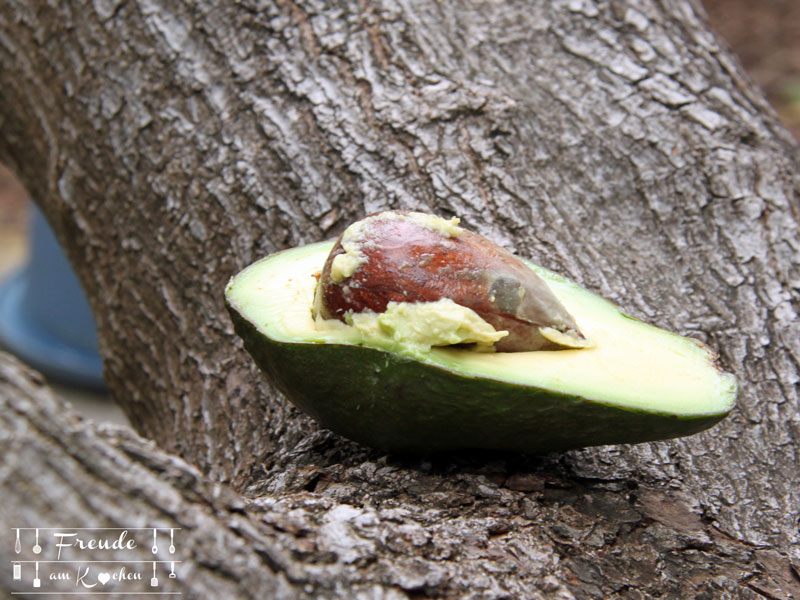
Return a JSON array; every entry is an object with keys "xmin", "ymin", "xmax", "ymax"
[{"xmin": 1, "ymin": 1, "xmax": 799, "ymax": 598}]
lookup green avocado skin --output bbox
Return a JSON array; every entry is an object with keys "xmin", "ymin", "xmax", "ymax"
[{"xmin": 227, "ymin": 302, "xmax": 727, "ymax": 454}]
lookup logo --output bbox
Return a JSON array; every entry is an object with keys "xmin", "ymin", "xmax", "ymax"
[{"xmin": 10, "ymin": 527, "xmax": 181, "ymax": 596}]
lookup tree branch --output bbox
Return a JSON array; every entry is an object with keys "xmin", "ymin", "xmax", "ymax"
[
  {"xmin": 2, "ymin": 352, "xmax": 799, "ymax": 598},
  {"xmin": 1, "ymin": 0, "xmax": 799, "ymax": 597}
]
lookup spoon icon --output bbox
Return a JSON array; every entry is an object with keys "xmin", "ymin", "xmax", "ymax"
[
  {"xmin": 32, "ymin": 529, "xmax": 41, "ymax": 554},
  {"xmin": 14, "ymin": 529, "xmax": 21, "ymax": 554},
  {"xmin": 152, "ymin": 528, "xmax": 158, "ymax": 554},
  {"xmin": 169, "ymin": 529, "xmax": 175, "ymax": 554}
]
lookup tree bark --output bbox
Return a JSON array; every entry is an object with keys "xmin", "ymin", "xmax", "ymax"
[{"xmin": 1, "ymin": 1, "xmax": 799, "ymax": 598}]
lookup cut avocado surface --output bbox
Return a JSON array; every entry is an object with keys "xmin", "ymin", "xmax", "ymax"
[{"xmin": 225, "ymin": 241, "xmax": 737, "ymax": 453}]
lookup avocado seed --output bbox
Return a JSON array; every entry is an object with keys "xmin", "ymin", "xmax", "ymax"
[{"xmin": 314, "ymin": 210, "xmax": 589, "ymax": 352}]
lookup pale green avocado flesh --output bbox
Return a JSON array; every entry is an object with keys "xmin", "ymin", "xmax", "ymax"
[{"xmin": 225, "ymin": 241, "xmax": 737, "ymax": 453}]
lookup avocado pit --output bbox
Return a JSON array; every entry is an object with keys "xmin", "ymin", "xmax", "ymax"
[{"xmin": 314, "ymin": 210, "xmax": 590, "ymax": 352}]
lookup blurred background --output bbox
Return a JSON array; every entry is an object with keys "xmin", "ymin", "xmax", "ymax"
[{"xmin": 0, "ymin": 1, "xmax": 797, "ymax": 425}]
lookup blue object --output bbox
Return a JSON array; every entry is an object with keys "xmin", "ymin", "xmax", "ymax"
[{"xmin": 0, "ymin": 204, "xmax": 105, "ymax": 389}]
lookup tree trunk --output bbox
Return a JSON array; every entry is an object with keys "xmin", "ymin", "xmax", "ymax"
[{"xmin": 1, "ymin": 1, "xmax": 798, "ymax": 598}]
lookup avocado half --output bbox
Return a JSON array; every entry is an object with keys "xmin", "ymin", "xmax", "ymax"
[{"xmin": 225, "ymin": 241, "xmax": 737, "ymax": 454}]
